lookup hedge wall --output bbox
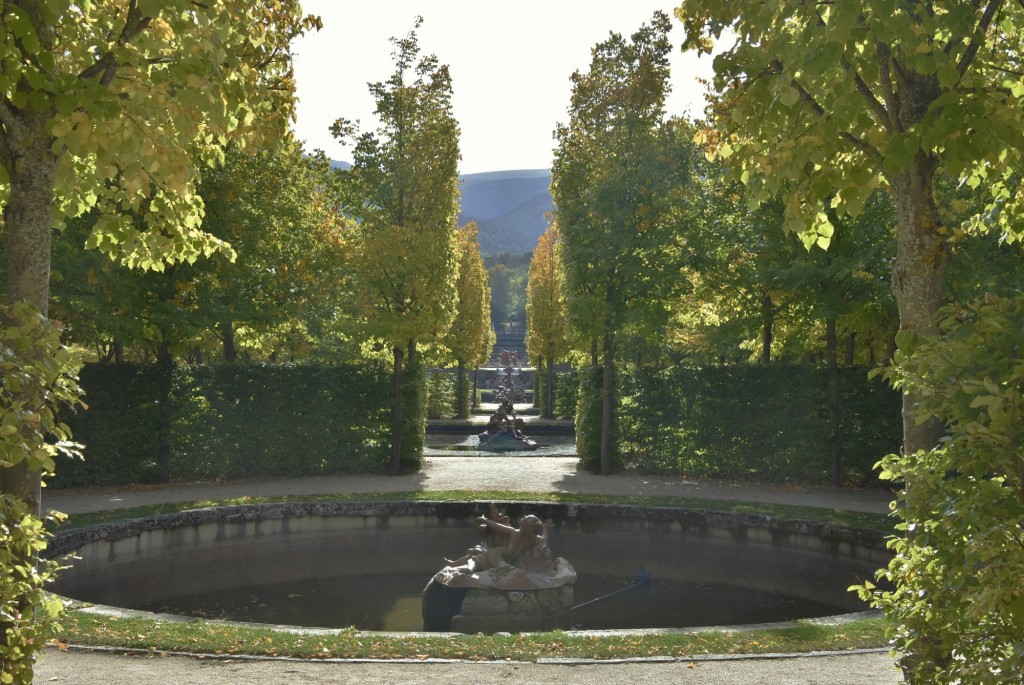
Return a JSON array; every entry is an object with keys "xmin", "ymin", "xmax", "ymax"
[
  {"xmin": 578, "ymin": 364, "xmax": 900, "ymax": 485},
  {"xmin": 52, "ymin": 363, "xmax": 394, "ymax": 488}
]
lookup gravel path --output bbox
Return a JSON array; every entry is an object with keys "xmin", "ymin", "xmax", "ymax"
[
  {"xmin": 41, "ymin": 456, "xmax": 904, "ymax": 684},
  {"xmin": 37, "ymin": 648, "xmax": 904, "ymax": 685},
  {"xmin": 45, "ymin": 456, "xmax": 894, "ymax": 516}
]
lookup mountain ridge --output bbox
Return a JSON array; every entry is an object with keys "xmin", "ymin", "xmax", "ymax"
[
  {"xmin": 331, "ymin": 163, "xmax": 553, "ymax": 254},
  {"xmin": 458, "ymin": 169, "xmax": 553, "ymax": 254}
]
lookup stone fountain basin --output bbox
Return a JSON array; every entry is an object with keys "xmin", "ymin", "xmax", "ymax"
[{"xmin": 48, "ymin": 501, "xmax": 890, "ymax": 630}]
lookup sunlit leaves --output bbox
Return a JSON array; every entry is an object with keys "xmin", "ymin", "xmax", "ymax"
[
  {"xmin": 1, "ymin": 0, "xmax": 319, "ymax": 270},
  {"xmin": 0, "ymin": 304, "xmax": 84, "ymax": 475},
  {"xmin": 444, "ymin": 222, "xmax": 492, "ymax": 369},
  {"xmin": 676, "ymin": 0, "xmax": 1024, "ymax": 246},
  {"xmin": 552, "ymin": 11, "xmax": 682, "ymax": 341},
  {"xmin": 334, "ymin": 17, "xmax": 461, "ymax": 354},
  {"xmin": 525, "ymin": 223, "xmax": 567, "ymax": 367}
]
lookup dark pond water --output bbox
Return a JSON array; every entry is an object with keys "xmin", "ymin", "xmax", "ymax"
[
  {"xmin": 137, "ymin": 572, "xmax": 847, "ymax": 632},
  {"xmin": 424, "ymin": 433, "xmax": 577, "ymax": 457}
]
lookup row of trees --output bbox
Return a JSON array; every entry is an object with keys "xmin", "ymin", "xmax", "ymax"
[
  {"xmin": 2, "ymin": 8, "xmax": 493, "ymax": 681},
  {"xmin": 530, "ymin": 4, "xmax": 1024, "ymax": 683}
]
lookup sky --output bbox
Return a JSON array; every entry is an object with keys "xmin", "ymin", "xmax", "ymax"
[{"xmin": 291, "ymin": 1, "xmax": 717, "ymax": 175}]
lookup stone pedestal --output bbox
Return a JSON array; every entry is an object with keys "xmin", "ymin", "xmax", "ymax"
[{"xmin": 451, "ymin": 586, "xmax": 574, "ymax": 634}]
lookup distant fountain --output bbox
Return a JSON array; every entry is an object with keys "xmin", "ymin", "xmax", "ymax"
[
  {"xmin": 493, "ymin": 350, "xmax": 525, "ymax": 405},
  {"xmin": 477, "ymin": 350, "xmax": 537, "ymax": 451}
]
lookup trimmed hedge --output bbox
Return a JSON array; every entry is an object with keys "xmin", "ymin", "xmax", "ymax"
[
  {"xmin": 52, "ymin": 363, "xmax": 394, "ymax": 488},
  {"xmin": 578, "ymin": 364, "xmax": 900, "ymax": 485}
]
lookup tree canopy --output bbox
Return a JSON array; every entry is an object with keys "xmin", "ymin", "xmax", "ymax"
[
  {"xmin": 1, "ymin": 2, "xmax": 317, "ymax": 680},
  {"xmin": 676, "ymin": 0, "xmax": 1024, "ymax": 454}
]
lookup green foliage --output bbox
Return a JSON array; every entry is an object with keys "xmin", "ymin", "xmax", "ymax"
[
  {"xmin": 426, "ymin": 371, "xmax": 457, "ymax": 420},
  {"xmin": 484, "ymin": 255, "xmax": 529, "ymax": 326},
  {"xmin": 574, "ymin": 366, "xmax": 607, "ymax": 471},
  {"xmin": 0, "ymin": 497, "xmax": 65, "ymax": 685},
  {"xmin": 676, "ymin": 0, "xmax": 1024, "ymax": 247},
  {"xmin": 614, "ymin": 365, "xmax": 899, "ymax": 483},
  {"xmin": 50, "ymin": 365, "xmax": 162, "ymax": 486},
  {"xmin": 553, "ymin": 371, "xmax": 579, "ymax": 420},
  {"xmin": 2, "ymin": 0, "xmax": 319, "ymax": 269},
  {"xmin": 0, "ymin": 305, "xmax": 83, "ymax": 682},
  {"xmin": 332, "ymin": 18, "xmax": 461, "ymax": 473},
  {"xmin": 398, "ymin": 358, "xmax": 427, "ymax": 472},
  {"xmin": 443, "ymin": 221, "xmax": 493, "ymax": 410},
  {"xmin": 858, "ymin": 294, "xmax": 1024, "ymax": 684},
  {"xmin": 526, "ymin": 228, "xmax": 566, "ymax": 365},
  {"xmin": 536, "ymin": 369, "xmax": 572, "ymax": 419},
  {"xmin": 553, "ymin": 12, "xmax": 693, "ymax": 474},
  {"xmin": 54, "ymin": 363, "xmax": 393, "ymax": 486},
  {"xmin": 0, "ymin": 305, "xmax": 84, "ymax": 476},
  {"xmin": 191, "ymin": 140, "xmax": 351, "ymax": 362},
  {"xmin": 553, "ymin": 12, "xmax": 685, "ymax": 343}
]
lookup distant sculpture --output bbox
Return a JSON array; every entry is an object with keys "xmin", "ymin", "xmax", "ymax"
[
  {"xmin": 478, "ymin": 401, "xmax": 536, "ymax": 450},
  {"xmin": 492, "ymin": 349, "xmax": 525, "ymax": 406},
  {"xmin": 479, "ymin": 349, "xmax": 534, "ymax": 450}
]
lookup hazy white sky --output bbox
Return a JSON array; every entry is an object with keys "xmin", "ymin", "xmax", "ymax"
[{"xmin": 291, "ymin": 1, "xmax": 715, "ymax": 175}]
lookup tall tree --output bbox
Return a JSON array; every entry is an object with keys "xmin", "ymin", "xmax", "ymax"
[
  {"xmin": 444, "ymin": 222, "xmax": 493, "ymax": 418},
  {"xmin": 676, "ymin": 0, "xmax": 1024, "ymax": 457},
  {"xmin": 0, "ymin": 1, "xmax": 316, "ymax": 680},
  {"xmin": 676, "ymin": 3, "xmax": 1024, "ymax": 680},
  {"xmin": 332, "ymin": 17, "xmax": 461, "ymax": 474},
  {"xmin": 552, "ymin": 11, "xmax": 688, "ymax": 474},
  {"xmin": 525, "ymin": 223, "xmax": 567, "ymax": 419}
]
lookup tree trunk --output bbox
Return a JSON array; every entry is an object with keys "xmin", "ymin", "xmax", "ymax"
[
  {"xmin": 546, "ymin": 354, "xmax": 555, "ymax": 420},
  {"xmin": 845, "ymin": 331, "xmax": 856, "ymax": 366},
  {"xmin": 389, "ymin": 345, "xmax": 405, "ymax": 475},
  {"xmin": 826, "ymin": 317, "xmax": 841, "ymax": 486},
  {"xmin": 221, "ymin": 319, "xmax": 237, "ymax": 363},
  {"xmin": 472, "ymin": 366, "xmax": 480, "ymax": 409},
  {"xmin": 890, "ymin": 153, "xmax": 950, "ymax": 456},
  {"xmin": 760, "ymin": 292, "xmax": 773, "ymax": 364},
  {"xmin": 1, "ymin": 122, "xmax": 60, "ymax": 514},
  {"xmin": 533, "ymin": 355, "xmax": 543, "ymax": 409},
  {"xmin": 599, "ymin": 331, "xmax": 615, "ymax": 475},
  {"xmin": 890, "ymin": 150, "xmax": 952, "ymax": 685},
  {"xmin": 456, "ymin": 358, "xmax": 466, "ymax": 418}
]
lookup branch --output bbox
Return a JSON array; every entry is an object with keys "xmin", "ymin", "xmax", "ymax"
[
  {"xmin": 77, "ymin": 0, "xmax": 153, "ymax": 86},
  {"xmin": 843, "ymin": 58, "xmax": 894, "ymax": 129},
  {"xmin": 875, "ymin": 42, "xmax": 903, "ymax": 132},
  {"xmin": 775, "ymin": 61, "xmax": 885, "ymax": 166},
  {"xmin": 954, "ymin": 0, "xmax": 1005, "ymax": 78}
]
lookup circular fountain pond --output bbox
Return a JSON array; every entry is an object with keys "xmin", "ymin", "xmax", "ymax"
[{"xmin": 49, "ymin": 501, "xmax": 889, "ymax": 633}]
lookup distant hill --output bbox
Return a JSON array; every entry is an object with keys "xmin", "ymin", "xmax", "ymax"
[
  {"xmin": 330, "ymin": 164, "xmax": 553, "ymax": 255},
  {"xmin": 459, "ymin": 170, "xmax": 552, "ymax": 255}
]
